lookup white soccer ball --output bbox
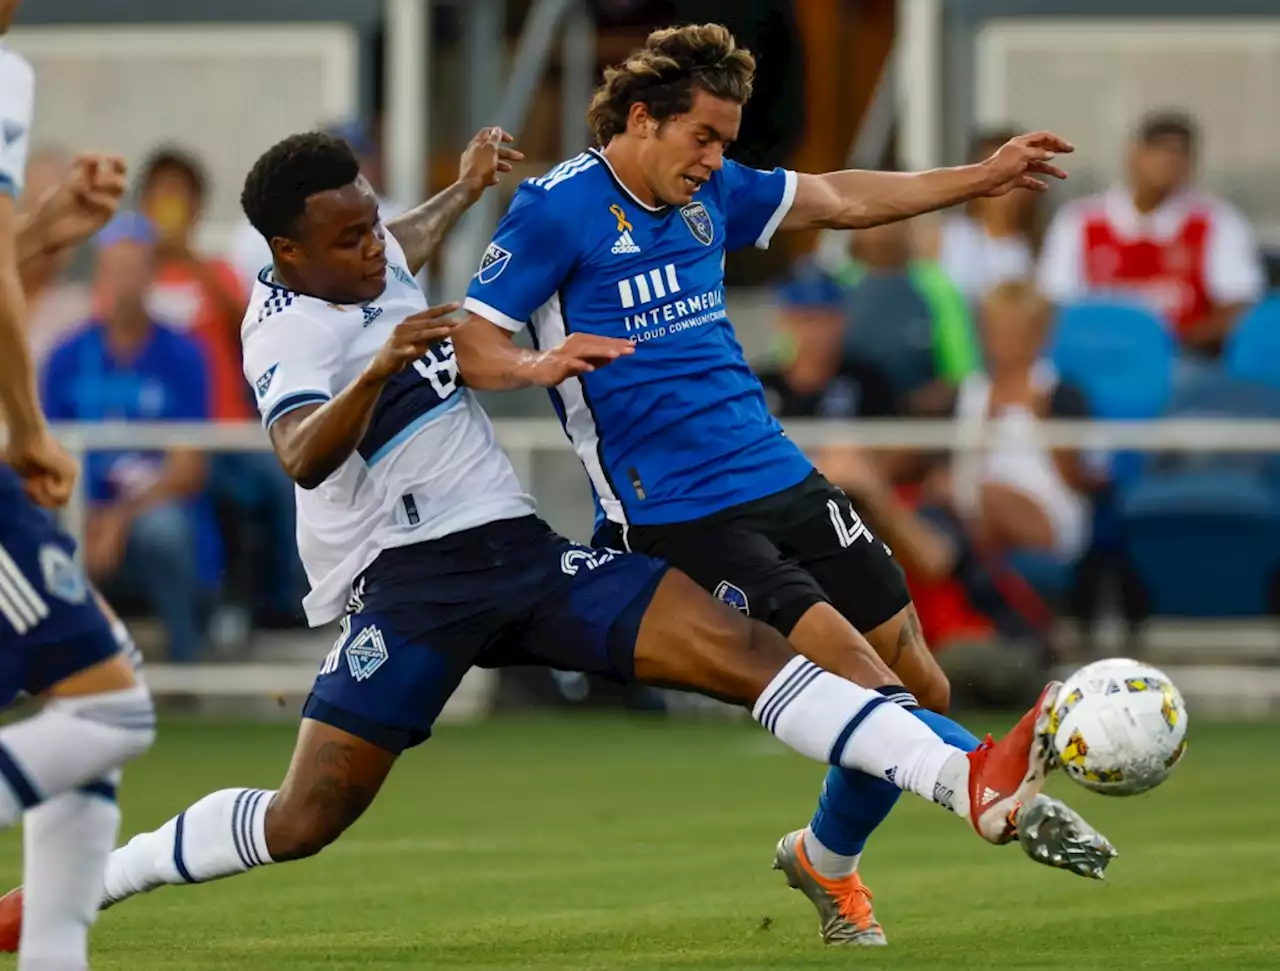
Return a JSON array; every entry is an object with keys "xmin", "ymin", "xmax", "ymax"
[{"xmin": 1048, "ymin": 658, "xmax": 1188, "ymax": 796}]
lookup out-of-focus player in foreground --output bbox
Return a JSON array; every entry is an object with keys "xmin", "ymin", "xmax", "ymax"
[
  {"xmin": 455, "ymin": 23, "xmax": 1091, "ymax": 945},
  {"xmin": 0, "ymin": 128, "xmax": 1109, "ymax": 940},
  {"xmin": 0, "ymin": 0, "xmax": 156, "ymax": 967}
]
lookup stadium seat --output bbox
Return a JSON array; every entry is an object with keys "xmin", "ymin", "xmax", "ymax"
[
  {"xmin": 1047, "ymin": 301, "xmax": 1175, "ymax": 573},
  {"xmin": 1224, "ymin": 292, "xmax": 1280, "ymax": 388},
  {"xmin": 1121, "ymin": 370, "xmax": 1280, "ymax": 617}
]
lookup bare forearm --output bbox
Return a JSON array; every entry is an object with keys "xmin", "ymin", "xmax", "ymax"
[
  {"xmin": 387, "ymin": 181, "xmax": 484, "ymax": 276},
  {"xmin": 275, "ymin": 369, "xmax": 389, "ymax": 489},
  {"xmin": 453, "ymin": 316, "xmax": 543, "ymax": 390},
  {"xmin": 0, "ymin": 264, "xmax": 42, "ymax": 435},
  {"xmin": 809, "ymin": 165, "xmax": 993, "ymax": 230}
]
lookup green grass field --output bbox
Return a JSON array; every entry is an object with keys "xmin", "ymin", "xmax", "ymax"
[{"xmin": 0, "ymin": 714, "xmax": 1276, "ymax": 970}]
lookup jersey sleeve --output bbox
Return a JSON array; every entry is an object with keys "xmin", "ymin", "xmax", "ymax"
[
  {"xmin": 242, "ymin": 312, "xmax": 345, "ymax": 430},
  {"xmin": 0, "ymin": 54, "xmax": 35, "ymax": 198},
  {"xmin": 1037, "ymin": 203, "xmax": 1087, "ymax": 303},
  {"xmin": 717, "ymin": 159, "xmax": 798, "ymax": 252},
  {"xmin": 463, "ymin": 183, "xmax": 578, "ymax": 332},
  {"xmin": 1206, "ymin": 201, "xmax": 1265, "ymax": 305}
]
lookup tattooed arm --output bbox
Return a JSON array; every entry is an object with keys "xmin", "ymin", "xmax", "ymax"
[{"xmin": 386, "ymin": 126, "xmax": 523, "ymax": 276}]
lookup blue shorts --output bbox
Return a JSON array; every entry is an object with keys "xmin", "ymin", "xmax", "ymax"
[
  {"xmin": 303, "ymin": 516, "xmax": 669, "ymax": 753},
  {"xmin": 0, "ymin": 467, "xmax": 119, "ymax": 706}
]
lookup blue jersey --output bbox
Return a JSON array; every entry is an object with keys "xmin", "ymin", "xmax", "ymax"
[{"xmin": 465, "ymin": 149, "xmax": 813, "ymax": 527}]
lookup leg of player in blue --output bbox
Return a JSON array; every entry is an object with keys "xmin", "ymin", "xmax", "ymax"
[
  {"xmin": 778, "ymin": 706, "xmax": 983, "ymax": 943},
  {"xmin": 0, "ymin": 469, "xmax": 155, "ymax": 967}
]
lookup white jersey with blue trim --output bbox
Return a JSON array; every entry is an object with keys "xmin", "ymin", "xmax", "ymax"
[
  {"xmin": 241, "ymin": 232, "xmax": 535, "ymax": 626},
  {"xmin": 0, "ymin": 45, "xmax": 34, "ymax": 199},
  {"xmin": 464, "ymin": 149, "xmax": 813, "ymax": 529}
]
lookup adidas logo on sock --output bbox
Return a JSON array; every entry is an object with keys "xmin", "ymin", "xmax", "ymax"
[
  {"xmin": 611, "ymin": 230, "xmax": 641, "ymax": 254},
  {"xmin": 980, "ymin": 786, "xmax": 1002, "ymax": 807}
]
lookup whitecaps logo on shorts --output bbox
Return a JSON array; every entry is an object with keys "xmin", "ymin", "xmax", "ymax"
[{"xmin": 345, "ymin": 625, "xmax": 389, "ymax": 681}]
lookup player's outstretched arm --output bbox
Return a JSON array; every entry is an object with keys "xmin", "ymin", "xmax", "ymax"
[
  {"xmin": 16, "ymin": 155, "xmax": 126, "ymax": 269},
  {"xmin": 268, "ymin": 304, "xmax": 460, "ymax": 489},
  {"xmin": 386, "ymin": 127, "xmax": 523, "ymax": 276},
  {"xmin": 452, "ymin": 314, "xmax": 634, "ymax": 390},
  {"xmin": 779, "ymin": 132, "xmax": 1073, "ymax": 232},
  {"xmin": 0, "ymin": 191, "xmax": 80, "ymax": 508}
]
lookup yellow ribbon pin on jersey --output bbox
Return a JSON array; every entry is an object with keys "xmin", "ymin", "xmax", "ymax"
[{"xmin": 610, "ymin": 204, "xmax": 633, "ymax": 233}]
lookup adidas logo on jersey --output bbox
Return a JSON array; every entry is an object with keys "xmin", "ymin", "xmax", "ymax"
[{"xmin": 611, "ymin": 230, "xmax": 641, "ymax": 255}]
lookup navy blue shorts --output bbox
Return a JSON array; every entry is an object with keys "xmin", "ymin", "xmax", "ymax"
[
  {"xmin": 0, "ymin": 467, "xmax": 119, "ymax": 706},
  {"xmin": 303, "ymin": 516, "xmax": 669, "ymax": 753}
]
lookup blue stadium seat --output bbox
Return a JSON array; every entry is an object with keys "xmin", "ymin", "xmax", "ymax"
[
  {"xmin": 1121, "ymin": 369, "xmax": 1280, "ymax": 617},
  {"xmin": 1048, "ymin": 301, "xmax": 1175, "ymax": 554},
  {"xmin": 1224, "ymin": 292, "xmax": 1280, "ymax": 388}
]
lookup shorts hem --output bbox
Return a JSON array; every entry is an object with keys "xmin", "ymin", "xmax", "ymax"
[{"xmin": 301, "ymin": 694, "xmax": 424, "ymax": 754}]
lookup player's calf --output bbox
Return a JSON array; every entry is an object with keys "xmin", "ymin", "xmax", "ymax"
[{"xmin": 97, "ymin": 717, "xmax": 395, "ymax": 910}]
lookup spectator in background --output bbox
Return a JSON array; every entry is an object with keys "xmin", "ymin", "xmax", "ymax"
[
  {"xmin": 41, "ymin": 213, "xmax": 216, "ymax": 662},
  {"xmin": 928, "ymin": 128, "xmax": 1038, "ymax": 304},
  {"xmin": 135, "ymin": 146, "xmax": 250, "ymax": 421},
  {"xmin": 828, "ymin": 220, "xmax": 980, "ymax": 409},
  {"xmin": 755, "ymin": 259, "xmax": 898, "ymax": 419},
  {"xmin": 138, "ymin": 146, "xmax": 306, "ymax": 627},
  {"xmin": 1038, "ymin": 110, "xmax": 1265, "ymax": 358},
  {"xmin": 228, "ymin": 120, "xmax": 411, "ymax": 291}
]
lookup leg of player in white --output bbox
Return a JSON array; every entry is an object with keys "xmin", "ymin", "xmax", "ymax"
[{"xmin": 44, "ymin": 569, "xmax": 1055, "ymax": 924}]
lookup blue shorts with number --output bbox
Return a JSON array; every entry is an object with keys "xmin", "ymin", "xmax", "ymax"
[
  {"xmin": 0, "ymin": 467, "xmax": 119, "ymax": 707},
  {"xmin": 303, "ymin": 516, "xmax": 669, "ymax": 752}
]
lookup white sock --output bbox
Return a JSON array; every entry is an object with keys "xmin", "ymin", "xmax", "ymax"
[
  {"xmin": 0, "ymin": 686, "xmax": 154, "ymax": 825},
  {"xmin": 753, "ymin": 658, "xmax": 967, "ymax": 814},
  {"xmin": 103, "ymin": 787, "xmax": 275, "ymax": 906},
  {"xmin": 801, "ymin": 827, "xmax": 860, "ymax": 880},
  {"xmin": 18, "ymin": 780, "xmax": 121, "ymax": 971}
]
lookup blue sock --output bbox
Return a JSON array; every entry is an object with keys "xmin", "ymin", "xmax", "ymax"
[{"xmin": 806, "ymin": 691, "xmax": 982, "ymax": 861}]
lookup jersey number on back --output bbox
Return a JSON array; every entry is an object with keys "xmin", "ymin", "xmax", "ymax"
[{"xmin": 412, "ymin": 341, "xmax": 460, "ymax": 400}]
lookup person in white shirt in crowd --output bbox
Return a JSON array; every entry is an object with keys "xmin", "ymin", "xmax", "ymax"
[
  {"xmin": 928, "ymin": 128, "xmax": 1038, "ymax": 305},
  {"xmin": 228, "ymin": 120, "xmax": 411, "ymax": 292},
  {"xmin": 1038, "ymin": 111, "xmax": 1265, "ymax": 358}
]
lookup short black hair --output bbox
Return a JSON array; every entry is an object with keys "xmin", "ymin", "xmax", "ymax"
[
  {"xmin": 139, "ymin": 146, "xmax": 207, "ymax": 201},
  {"xmin": 1137, "ymin": 110, "xmax": 1197, "ymax": 149},
  {"xmin": 240, "ymin": 133, "xmax": 360, "ymax": 242}
]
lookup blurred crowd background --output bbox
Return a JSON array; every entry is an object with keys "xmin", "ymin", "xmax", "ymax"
[{"xmin": 10, "ymin": 1, "xmax": 1280, "ymax": 699}]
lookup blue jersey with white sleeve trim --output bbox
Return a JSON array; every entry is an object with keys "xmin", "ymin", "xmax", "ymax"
[{"xmin": 464, "ymin": 149, "xmax": 812, "ymax": 527}]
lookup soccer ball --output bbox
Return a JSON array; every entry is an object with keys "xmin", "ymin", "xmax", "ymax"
[{"xmin": 1048, "ymin": 658, "xmax": 1188, "ymax": 796}]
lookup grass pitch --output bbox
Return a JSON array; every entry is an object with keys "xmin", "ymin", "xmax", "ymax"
[{"xmin": 0, "ymin": 713, "xmax": 1276, "ymax": 970}]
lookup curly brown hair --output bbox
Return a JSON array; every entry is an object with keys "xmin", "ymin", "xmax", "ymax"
[{"xmin": 587, "ymin": 24, "xmax": 756, "ymax": 147}]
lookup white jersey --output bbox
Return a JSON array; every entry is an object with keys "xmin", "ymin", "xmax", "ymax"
[
  {"xmin": 240, "ymin": 232, "xmax": 535, "ymax": 627},
  {"xmin": 0, "ymin": 44, "xmax": 34, "ymax": 199}
]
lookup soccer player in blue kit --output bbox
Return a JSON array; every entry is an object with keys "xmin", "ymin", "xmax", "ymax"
[
  {"xmin": 0, "ymin": 0, "xmax": 156, "ymax": 965},
  {"xmin": 456, "ymin": 24, "xmax": 1089, "ymax": 945}
]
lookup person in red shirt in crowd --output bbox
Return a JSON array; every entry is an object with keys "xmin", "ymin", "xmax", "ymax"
[
  {"xmin": 1038, "ymin": 111, "xmax": 1264, "ymax": 357},
  {"xmin": 133, "ymin": 148, "xmax": 252, "ymax": 419}
]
